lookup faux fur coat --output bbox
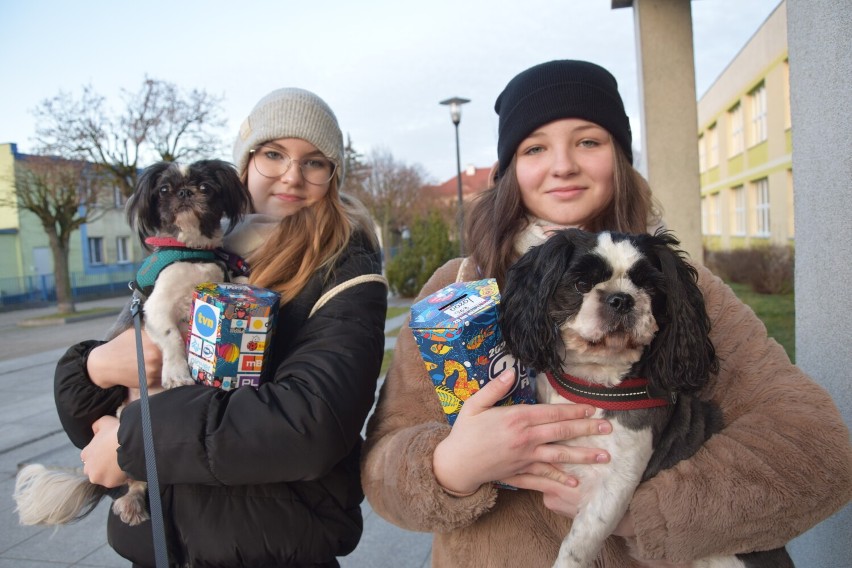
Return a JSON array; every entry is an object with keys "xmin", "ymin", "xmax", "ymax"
[{"xmin": 361, "ymin": 257, "xmax": 852, "ymax": 567}]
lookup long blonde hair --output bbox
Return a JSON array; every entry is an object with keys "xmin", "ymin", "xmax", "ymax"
[
  {"xmin": 243, "ymin": 172, "xmax": 376, "ymax": 304},
  {"xmin": 465, "ymin": 141, "xmax": 660, "ymax": 288}
]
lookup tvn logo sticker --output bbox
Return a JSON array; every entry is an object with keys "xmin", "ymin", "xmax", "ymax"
[
  {"xmin": 239, "ymin": 355, "xmax": 264, "ymax": 373},
  {"xmin": 192, "ymin": 302, "xmax": 221, "ymax": 341}
]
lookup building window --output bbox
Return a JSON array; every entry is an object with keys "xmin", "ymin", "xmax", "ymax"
[
  {"xmin": 749, "ymin": 82, "xmax": 768, "ymax": 145},
  {"xmin": 116, "ymin": 236, "xmax": 131, "ymax": 264},
  {"xmin": 705, "ymin": 193, "xmax": 721, "ymax": 235},
  {"xmin": 707, "ymin": 124, "xmax": 719, "ymax": 168},
  {"xmin": 783, "ymin": 60, "xmax": 791, "ymax": 130},
  {"xmin": 114, "ymin": 185, "xmax": 126, "ymax": 208},
  {"xmin": 728, "ymin": 103, "xmax": 744, "ymax": 156},
  {"xmin": 698, "ymin": 135, "xmax": 706, "ymax": 172},
  {"xmin": 752, "ymin": 178, "xmax": 770, "ymax": 236},
  {"xmin": 731, "ymin": 185, "xmax": 746, "ymax": 236},
  {"xmin": 88, "ymin": 237, "xmax": 104, "ymax": 265}
]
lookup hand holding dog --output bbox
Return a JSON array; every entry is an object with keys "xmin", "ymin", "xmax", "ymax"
[
  {"xmin": 81, "ymin": 416, "xmax": 128, "ymax": 488},
  {"xmin": 433, "ymin": 369, "xmax": 612, "ymax": 496},
  {"xmin": 88, "ymin": 328, "xmax": 163, "ymax": 390}
]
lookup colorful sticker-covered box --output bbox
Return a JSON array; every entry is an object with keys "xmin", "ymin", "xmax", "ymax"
[
  {"xmin": 409, "ymin": 278, "xmax": 535, "ymax": 425},
  {"xmin": 187, "ymin": 282, "xmax": 280, "ymax": 390}
]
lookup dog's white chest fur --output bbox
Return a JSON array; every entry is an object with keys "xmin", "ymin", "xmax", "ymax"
[
  {"xmin": 144, "ymin": 261, "xmax": 225, "ymax": 388},
  {"xmin": 538, "ymin": 373, "xmax": 654, "ymax": 568},
  {"xmin": 539, "ymin": 376, "xmax": 748, "ymax": 568}
]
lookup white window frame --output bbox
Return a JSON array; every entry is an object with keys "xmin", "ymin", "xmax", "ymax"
[
  {"xmin": 116, "ymin": 236, "xmax": 131, "ymax": 264},
  {"xmin": 732, "ymin": 185, "xmax": 746, "ymax": 236},
  {"xmin": 728, "ymin": 103, "xmax": 744, "ymax": 156},
  {"xmin": 783, "ymin": 60, "xmax": 792, "ymax": 130},
  {"xmin": 114, "ymin": 185, "xmax": 125, "ymax": 209},
  {"xmin": 705, "ymin": 193, "xmax": 721, "ymax": 236},
  {"xmin": 749, "ymin": 83, "xmax": 768, "ymax": 145},
  {"xmin": 752, "ymin": 178, "xmax": 770, "ymax": 237},
  {"xmin": 88, "ymin": 237, "xmax": 104, "ymax": 265},
  {"xmin": 698, "ymin": 135, "xmax": 706, "ymax": 172},
  {"xmin": 707, "ymin": 124, "xmax": 719, "ymax": 168}
]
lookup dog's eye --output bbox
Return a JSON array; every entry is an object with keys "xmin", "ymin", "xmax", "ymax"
[
  {"xmin": 159, "ymin": 185, "xmax": 169, "ymax": 194},
  {"xmin": 575, "ymin": 280, "xmax": 592, "ymax": 294},
  {"xmin": 198, "ymin": 184, "xmax": 209, "ymax": 194}
]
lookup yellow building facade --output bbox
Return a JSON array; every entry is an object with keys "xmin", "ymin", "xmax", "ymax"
[{"xmin": 698, "ymin": 0, "xmax": 793, "ymax": 251}]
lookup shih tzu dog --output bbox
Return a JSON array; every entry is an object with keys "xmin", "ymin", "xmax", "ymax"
[
  {"xmin": 14, "ymin": 159, "xmax": 252, "ymax": 527},
  {"xmin": 500, "ymin": 228, "xmax": 791, "ymax": 568}
]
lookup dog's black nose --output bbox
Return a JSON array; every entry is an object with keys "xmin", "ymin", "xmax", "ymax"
[
  {"xmin": 177, "ymin": 187, "xmax": 193, "ymax": 199},
  {"xmin": 606, "ymin": 292, "xmax": 634, "ymax": 314}
]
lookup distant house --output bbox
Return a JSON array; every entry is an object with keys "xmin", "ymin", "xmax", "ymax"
[
  {"xmin": 0, "ymin": 142, "xmax": 143, "ymax": 306},
  {"xmin": 423, "ymin": 165, "xmax": 494, "ymax": 206},
  {"xmin": 698, "ymin": 0, "xmax": 792, "ymax": 251}
]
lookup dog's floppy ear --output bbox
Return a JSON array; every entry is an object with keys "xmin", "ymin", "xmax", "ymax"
[
  {"xmin": 500, "ymin": 229, "xmax": 580, "ymax": 376},
  {"xmin": 199, "ymin": 159, "xmax": 253, "ymax": 234},
  {"xmin": 640, "ymin": 229, "xmax": 719, "ymax": 393},
  {"xmin": 127, "ymin": 161, "xmax": 174, "ymax": 249}
]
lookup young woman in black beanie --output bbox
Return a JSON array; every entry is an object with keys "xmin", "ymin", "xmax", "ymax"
[{"xmin": 361, "ymin": 60, "xmax": 852, "ymax": 567}]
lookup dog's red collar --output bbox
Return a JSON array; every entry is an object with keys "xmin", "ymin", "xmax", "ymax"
[
  {"xmin": 145, "ymin": 237, "xmax": 207, "ymax": 249},
  {"xmin": 545, "ymin": 371, "xmax": 673, "ymax": 410}
]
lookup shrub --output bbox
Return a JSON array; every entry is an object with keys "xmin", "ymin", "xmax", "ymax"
[
  {"xmin": 704, "ymin": 244, "xmax": 794, "ymax": 295},
  {"xmin": 387, "ymin": 211, "xmax": 457, "ymax": 297}
]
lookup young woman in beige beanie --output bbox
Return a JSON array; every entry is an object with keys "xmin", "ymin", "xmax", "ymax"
[{"xmin": 54, "ymin": 88, "xmax": 388, "ymax": 567}]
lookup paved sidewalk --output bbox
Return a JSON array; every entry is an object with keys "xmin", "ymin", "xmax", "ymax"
[{"xmin": 0, "ymin": 294, "xmax": 432, "ymax": 567}]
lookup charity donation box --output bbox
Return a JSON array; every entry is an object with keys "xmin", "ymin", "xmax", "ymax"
[
  {"xmin": 187, "ymin": 282, "xmax": 280, "ymax": 390},
  {"xmin": 409, "ymin": 278, "xmax": 535, "ymax": 425}
]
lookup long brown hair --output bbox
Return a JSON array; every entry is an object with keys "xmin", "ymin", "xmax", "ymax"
[
  {"xmin": 465, "ymin": 141, "xmax": 660, "ymax": 288},
  {"xmin": 242, "ymin": 168, "xmax": 376, "ymax": 304}
]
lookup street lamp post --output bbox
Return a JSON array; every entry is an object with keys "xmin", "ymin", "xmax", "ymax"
[{"xmin": 440, "ymin": 97, "xmax": 470, "ymax": 256}]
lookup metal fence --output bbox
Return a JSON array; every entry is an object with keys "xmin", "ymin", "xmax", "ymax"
[{"xmin": 0, "ymin": 267, "xmax": 139, "ymax": 311}]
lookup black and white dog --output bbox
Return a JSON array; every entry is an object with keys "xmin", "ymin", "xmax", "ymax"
[
  {"xmin": 14, "ymin": 159, "xmax": 252, "ymax": 527},
  {"xmin": 500, "ymin": 228, "xmax": 792, "ymax": 568}
]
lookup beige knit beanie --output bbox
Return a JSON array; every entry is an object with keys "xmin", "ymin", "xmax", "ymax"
[{"xmin": 232, "ymin": 88, "xmax": 345, "ymax": 185}]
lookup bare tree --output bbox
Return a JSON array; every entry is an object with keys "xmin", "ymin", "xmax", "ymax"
[
  {"xmin": 32, "ymin": 76, "xmax": 227, "ymax": 197},
  {"xmin": 0, "ymin": 156, "xmax": 113, "ymax": 314},
  {"xmin": 348, "ymin": 148, "xmax": 436, "ymax": 264}
]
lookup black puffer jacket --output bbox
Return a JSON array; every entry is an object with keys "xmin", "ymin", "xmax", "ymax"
[{"xmin": 54, "ymin": 233, "xmax": 387, "ymax": 567}]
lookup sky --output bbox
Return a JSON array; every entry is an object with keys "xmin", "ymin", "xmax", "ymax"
[{"xmin": 0, "ymin": 0, "xmax": 782, "ymax": 184}]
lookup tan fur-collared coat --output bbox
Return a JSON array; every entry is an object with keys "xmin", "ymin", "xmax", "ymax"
[{"xmin": 362, "ymin": 257, "xmax": 852, "ymax": 567}]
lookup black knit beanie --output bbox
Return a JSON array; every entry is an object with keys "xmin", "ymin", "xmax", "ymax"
[{"xmin": 495, "ymin": 60, "xmax": 633, "ymax": 175}]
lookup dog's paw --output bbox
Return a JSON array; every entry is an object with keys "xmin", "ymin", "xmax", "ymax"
[
  {"xmin": 161, "ymin": 361, "xmax": 195, "ymax": 390},
  {"xmin": 161, "ymin": 373, "xmax": 196, "ymax": 389},
  {"xmin": 113, "ymin": 495, "xmax": 150, "ymax": 526}
]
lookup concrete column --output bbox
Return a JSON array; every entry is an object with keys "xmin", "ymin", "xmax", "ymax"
[
  {"xmin": 786, "ymin": 0, "xmax": 852, "ymax": 565},
  {"xmin": 632, "ymin": 0, "xmax": 703, "ymax": 261}
]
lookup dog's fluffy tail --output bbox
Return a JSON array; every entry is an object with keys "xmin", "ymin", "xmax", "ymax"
[{"xmin": 14, "ymin": 464, "xmax": 108, "ymax": 525}]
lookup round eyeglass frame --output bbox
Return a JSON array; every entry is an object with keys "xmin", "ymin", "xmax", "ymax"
[{"xmin": 249, "ymin": 146, "xmax": 337, "ymax": 185}]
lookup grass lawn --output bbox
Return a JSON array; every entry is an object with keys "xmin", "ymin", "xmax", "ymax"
[
  {"xmin": 386, "ymin": 306, "xmax": 409, "ymax": 320},
  {"xmin": 380, "ymin": 305, "xmax": 410, "ymax": 376},
  {"xmin": 728, "ymin": 282, "xmax": 795, "ymax": 362}
]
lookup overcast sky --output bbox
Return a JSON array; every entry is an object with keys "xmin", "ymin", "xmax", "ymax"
[{"xmin": 1, "ymin": 0, "xmax": 781, "ymax": 183}]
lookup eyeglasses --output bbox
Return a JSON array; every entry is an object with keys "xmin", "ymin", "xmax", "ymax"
[{"xmin": 249, "ymin": 146, "xmax": 337, "ymax": 185}]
